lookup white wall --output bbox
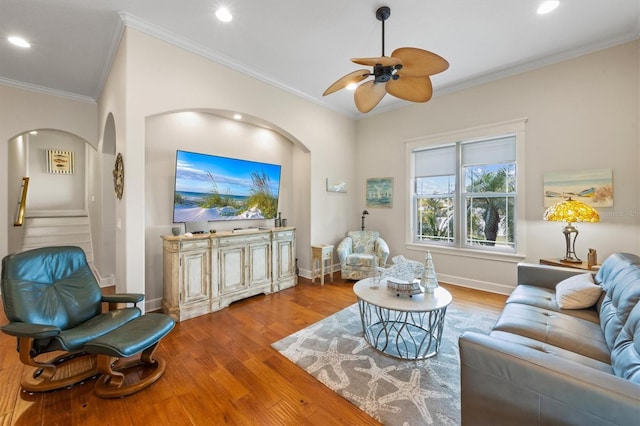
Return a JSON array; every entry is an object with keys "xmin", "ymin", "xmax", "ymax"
[
  {"xmin": 0, "ymin": 84, "xmax": 97, "ymax": 262},
  {"xmin": 24, "ymin": 130, "xmax": 86, "ymax": 212},
  {"xmin": 356, "ymin": 40, "xmax": 640, "ymax": 294}
]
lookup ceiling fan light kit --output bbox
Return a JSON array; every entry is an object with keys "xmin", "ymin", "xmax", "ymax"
[{"xmin": 323, "ymin": 6, "xmax": 449, "ymax": 113}]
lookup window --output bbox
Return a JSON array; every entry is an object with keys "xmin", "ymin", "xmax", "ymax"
[{"xmin": 408, "ymin": 120, "xmax": 525, "ymax": 254}]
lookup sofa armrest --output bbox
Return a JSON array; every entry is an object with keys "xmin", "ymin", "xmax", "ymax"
[
  {"xmin": 517, "ymin": 262, "xmax": 589, "ymax": 290},
  {"xmin": 459, "ymin": 331, "xmax": 640, "ymax": 425},
  {"xmin": 102, "ymin": 293, "xmax": 145, "ymax": 306},
  {"xmin": 336, "ymin": 237, "xmax": 353, "ymax": 264},
  {"xmin": 375, "ymin": 238, "xmax": 390, "ymax": 267},
  {"xmin": 1, "ymin": 322, "xmax": 60, "ymax": 339}
]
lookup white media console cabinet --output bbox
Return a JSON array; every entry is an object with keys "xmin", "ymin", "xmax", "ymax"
[{"xmin": 161, "ymin": 227, "xmax": 296, "ymax": 322}]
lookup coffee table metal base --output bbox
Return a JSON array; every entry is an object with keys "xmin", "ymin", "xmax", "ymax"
[{"xmin": 357, "ymin": 298, "xmax": 448, "ymax": 360}]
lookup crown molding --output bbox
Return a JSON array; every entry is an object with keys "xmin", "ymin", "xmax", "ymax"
[
  {"xmin": 0, "ymin": 76, "xmax": 96, "ymax": 104},
  {"xmin": 94, "ymin": 12, "xmax": 126, "ymax": 102},
  {"xmin": 116, "ymin": 12, "xmax": 346, "ymax": 115},
  {"xmin": 436, "ymin": 32, "xmax": 640, "ymax": 98}
]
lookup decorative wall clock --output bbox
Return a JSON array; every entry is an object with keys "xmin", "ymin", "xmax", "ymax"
[{"xmin": 113, "ymin": 152, "xmax": 124, "ymax": 199}]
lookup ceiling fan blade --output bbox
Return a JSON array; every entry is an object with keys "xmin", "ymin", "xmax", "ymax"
[
  {"xmin": 391, "ymin": 47, "xmax": 449, "ymax": 78},
  {"xmin": 351, "ymin": 56, "xmax": 401, "ymax": 67},
  {"xmin": 354, "ymin": 81, "xmax": 387, "ymax": 113},
  {"xmin": 386, "ymin": 76, "xmax": 433, "ymax": 102},
  {"xmin": 323, "ymin": 69, "xmax": 371, "ymax": 96}
]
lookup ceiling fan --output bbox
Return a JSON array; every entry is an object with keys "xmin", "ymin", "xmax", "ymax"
[{"xmin": 323, "ymin": 6, "xmax": 449, "ymax": 113}]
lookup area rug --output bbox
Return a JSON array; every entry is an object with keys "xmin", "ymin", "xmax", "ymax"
[{"xmin": 272, "ymin": 303, "xmax": 498, "ymax": 425}]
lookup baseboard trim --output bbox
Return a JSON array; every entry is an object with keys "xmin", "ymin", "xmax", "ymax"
[
  {"xmin": 145, "ymin": 297, "xmax": 163, "ymax": 313},
  {"xmin": 437, "ymin": 273, "xmax": 514, "ymax": 295}
]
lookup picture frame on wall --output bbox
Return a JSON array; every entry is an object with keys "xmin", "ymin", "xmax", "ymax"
[
  {"xmin": 543, "ymin": 168, "xmax": 613, "ymax": 207},
  {"xmin": 326, "ymin": 178, "xmax": 347, "ymax": 193},
  {"xmin": 366, "ymin": 177, "xmax": 393, "ymax": 208},
  {"xmin": 46, "ymin": 149, "xmax": 75, "ymax": 174}
]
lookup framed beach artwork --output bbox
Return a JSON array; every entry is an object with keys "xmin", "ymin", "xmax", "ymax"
[
  {"xmin": 543, "ymin": 168, "xmax": 613, "ymax": 208},
  {"xmin": 366, "ymin": 177, "xmax": 393, "ymax": 208},
  {"xmin": 326, "ymin": 178, "xmax": 347, "ymax": 193}
]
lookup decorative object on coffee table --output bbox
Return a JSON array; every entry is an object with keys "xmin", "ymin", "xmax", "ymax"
[
  {"xmin": 421, "ymin": 251, "xmax": 439, "ymax": 293},
  {"xmin": 386, "ymin": 277, "xmax": 423, "ymax": 297}
]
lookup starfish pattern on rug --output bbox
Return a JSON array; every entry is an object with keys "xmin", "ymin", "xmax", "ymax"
[
  {"xmin": 342, "ymin": 381, "xmax": 400, "ymax": 422},
  {"xmin": 305, "ymin": 337, "xmax": 369, "ymax": 390},
  {"xmin": 341, "ymin": 333, "xmax": 371, "ymax": 354},
  {"xmin": 277, "ymin": 321, "xmax": 328, "ymax": 362},
  {"xmin": 378, "ymin": 369, "xmax": 450, "ymax": 425}
]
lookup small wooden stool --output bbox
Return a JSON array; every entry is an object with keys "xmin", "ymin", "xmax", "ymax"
[{"xmin": 311, "ymin": 244, "xmax": 334, "ymax": 285}]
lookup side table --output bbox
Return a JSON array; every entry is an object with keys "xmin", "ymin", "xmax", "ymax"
[
  {"xmin": 539, "ymin": 258, "xmax": 600, "ymax": 271},
  {"xmin": 311, "ymin": 244, "xmax": 334, "ymax": 285}
]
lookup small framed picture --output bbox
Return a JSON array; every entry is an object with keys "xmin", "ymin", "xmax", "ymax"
[
  {"xmin": 326, "ymin": 178, "xmax": 347, "ymax": 193},
  {"xmin": 366, "ymin": 177, "xmax": 393, "ymax": 208},
  {"xmin": 47, "ymin": 150, "xmax": 75, "ymax": 174}
]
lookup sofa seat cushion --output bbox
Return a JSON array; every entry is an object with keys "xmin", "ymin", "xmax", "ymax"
[
  {"xmin": 489, "ymin": 330, "xmax": 614, "ymax": 374},
  {"xmin": 54, "ymin": 307, "xmax": 142, "ymax": 351},
  {"xmin": 493, "ymin": 303, "xmax": 610, "ymax": 363},
  {"xmin": 345, "ymin": 253, "xmax": 376, "ymax": 268},
  {"xmin": 506, "ymin": 285, "xmax": 600, "ymax": 323}
]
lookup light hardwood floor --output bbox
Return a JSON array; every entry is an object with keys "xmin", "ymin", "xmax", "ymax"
[{"xmin": 0, "ymin": 276, "xmax": 507, "ymax": 426}]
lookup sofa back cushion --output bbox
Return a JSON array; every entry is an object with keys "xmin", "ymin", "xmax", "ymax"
[
  {"xmin": 347, "ymin": 231, "xmax": 379, "ymax": 254},
  {"xmin": 1, "ymin": 246, "xmax": 102, "ymax": 330},
  {"xmin": 610, "ymin": 303, "xmax": 640, "ymax": 383},
  {"xmin": 595, "ymin": 252, "xmax": 640, "ymax": 367}
]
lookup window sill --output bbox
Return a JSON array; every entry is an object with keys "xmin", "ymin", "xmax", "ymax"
[{"xmin": 405, "ymin": 243, "xmax": 526, "ymax": 264}]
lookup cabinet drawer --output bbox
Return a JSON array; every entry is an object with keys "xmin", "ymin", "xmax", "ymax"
[
  {"xmin": 219, "ymin": 233, "xmax": 270, "ymax": 246},
  {"xmin": 180, "ymin": 239, "xmax": 210, "ymax": 250},
  {"xmin": 274, "ymin": 230, "xmax": 295, "ymax": 240}
]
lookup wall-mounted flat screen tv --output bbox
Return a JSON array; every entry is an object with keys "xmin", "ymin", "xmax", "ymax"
[{"xmin": 173, "ymin": 150, "xmax": 282, "ymax": 223}]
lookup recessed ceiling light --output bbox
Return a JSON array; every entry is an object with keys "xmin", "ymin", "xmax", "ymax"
[
  {"xmin": 346, "ymin": 83, "xmax": 358, "ymax": 91},
  {"xmin": 537, "ymin": 1, "xmax": 560, "ymax": 15},
  {"xmin": 8, "ymin": 36, "xmax": 31, "ymax": 48},
  {"xmin": 215, "ymin": 7, "xmax": 233, "ymax": 22},
  {"xmin": 233, "ymin": 113, "xmax": 242, "ymax": 120}
]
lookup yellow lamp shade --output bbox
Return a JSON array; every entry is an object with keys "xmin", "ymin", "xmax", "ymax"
[{"xmin": 544, "ymin": 198, "xmax": 600, "ymax": 224}]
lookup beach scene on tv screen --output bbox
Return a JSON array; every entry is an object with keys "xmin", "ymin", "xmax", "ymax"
[{"xmin": 173, "ymin": 151, "xmax": 281, "ymax": 222}]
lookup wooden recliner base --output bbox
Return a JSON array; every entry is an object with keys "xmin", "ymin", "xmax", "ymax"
[
  {"xmin": 93, "ymin": 341, "xmax": 166, "ymax": 398},
  {"xmin": 18, "ymin": 337, "xmax": 99, "ymax": 393}
]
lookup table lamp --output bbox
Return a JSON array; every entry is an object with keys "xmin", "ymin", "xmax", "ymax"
[{"xmin": 543, "ymin": 197, "xmax": 599, "ymax": 263}]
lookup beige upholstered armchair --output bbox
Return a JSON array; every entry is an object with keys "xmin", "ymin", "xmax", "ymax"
[{"xmin": 336, "ymin": 231, "xmax": 390, "ymax": 280}]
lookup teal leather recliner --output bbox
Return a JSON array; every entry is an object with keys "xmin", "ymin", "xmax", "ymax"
[{"xmin": 0, "ymin": 246, "xmax": 173, "ymax": 396}]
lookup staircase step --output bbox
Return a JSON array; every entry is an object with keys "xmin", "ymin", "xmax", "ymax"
[
  {"xmin": 24, "ymin": 216, "xmax": 89, "ymax": 227},
  {"xmin": 23, "ymin": 225, "xmax": 90, "ymax": 237},
  {"xmin": 20, "ymin": 214, "xmax": 94, "ymax": 264}
]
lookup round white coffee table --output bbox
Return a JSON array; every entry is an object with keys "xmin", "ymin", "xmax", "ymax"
[{"xmin": 353, "ymin": 278, "xmax": 453, "ymax": 360}]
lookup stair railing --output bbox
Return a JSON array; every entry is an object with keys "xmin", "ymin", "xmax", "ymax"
[{"xmin": 14, "ymin": 177, "xmax": 29, "ymax": 226}]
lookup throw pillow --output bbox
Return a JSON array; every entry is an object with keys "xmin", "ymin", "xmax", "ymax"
[{"xmin": 556, "ymin": 273, "xmax": 602, "ymax": 309}]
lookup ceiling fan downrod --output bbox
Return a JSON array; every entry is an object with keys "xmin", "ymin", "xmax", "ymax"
[{"xmin": 376, "ymin": 6, "xmax": 391, "ymax": 57}]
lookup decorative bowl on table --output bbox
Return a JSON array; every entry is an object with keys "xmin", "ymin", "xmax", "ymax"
[{"xmin": 386, "ymin": 278, "xmax": 424, "ymax": 297}]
